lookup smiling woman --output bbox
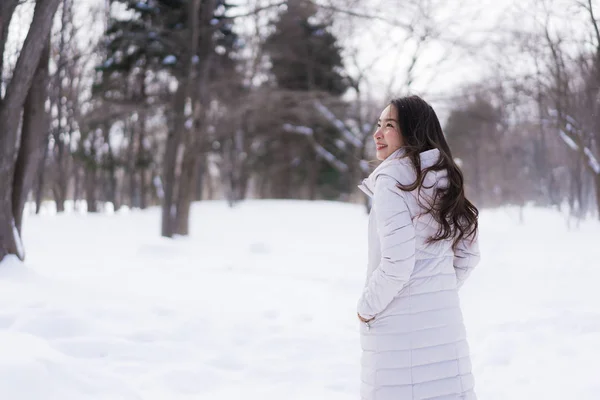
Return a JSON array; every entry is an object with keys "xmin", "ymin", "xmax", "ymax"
[
  {"xmin": 373, "ymin": 104, "xmax": 404, "ymax": 160},
  {"xmin": 357, "ymin": 95, "xmax": 480, "ymax": 400}
]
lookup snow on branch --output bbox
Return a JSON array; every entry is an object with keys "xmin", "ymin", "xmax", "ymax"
[
  {"xmin": 559, "ymin": 130, "xmax": 600, "ymax": 175},
  {"xmin": 313, "ymin": 144, "xmax": 349, "ymax": 172},
  {"xmin": 548, "ymin": 109, "xmax": 578, "ymax": 127},
  {"xmin": 282, "ymin": 123, "xmax": 313, "ymax": 136},
  {"xmin": 584, "ymin": 147, "xmax": 600, "ymax": 174},
  {"xmin": 559, "ymin": 130, "xmax": 578, "ymax": 151},
  {"xmin": 282, "ymin": 123, "xmax": 349, "ymax": 173},
  {"xmin": 313, "ymin": 101, "xmax": 362, "ymax": 147},
  {"xmin": 549, "ymin": 108, "xmax": 600, "ymax": 175},
  {"xmin": 162, "ymin": 55, "xmax": 177, "ymax": 65}
]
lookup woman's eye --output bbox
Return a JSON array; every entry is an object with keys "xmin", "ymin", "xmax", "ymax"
[{"xmin": 387, "ymin": 123, "xmax": 393, "ymax": 127}]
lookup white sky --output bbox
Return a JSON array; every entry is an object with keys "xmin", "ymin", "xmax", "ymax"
[{"xmin": 5, "ymin": 0, "xmax": 593, "ymax": 121}]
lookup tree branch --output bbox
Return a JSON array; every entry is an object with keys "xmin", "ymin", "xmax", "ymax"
[
  {"xmin": 315, "ymin": 1, "xmax": 412, "ymax": 30},
  {"xmin": 585, "ymin": 0, "xmax": 600, "ymax": 53},
  {"xmin": 227, "ymin": 1, "xmax": 286, "ymax": 19}
]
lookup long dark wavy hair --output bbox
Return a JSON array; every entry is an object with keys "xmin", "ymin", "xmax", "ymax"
[{"xmin": 390, "ymin": 95, "xmax": 478, "ymax": 249}]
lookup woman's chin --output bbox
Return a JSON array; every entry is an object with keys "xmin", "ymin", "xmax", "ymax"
[{"xmin": 376, "ymin": 149, "xmax": 389, "ymax": 160}]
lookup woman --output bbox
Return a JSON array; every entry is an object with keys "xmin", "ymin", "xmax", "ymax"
[{"xmin": 357, "ymin": 95, "xmax": 481, "ymax": 400}]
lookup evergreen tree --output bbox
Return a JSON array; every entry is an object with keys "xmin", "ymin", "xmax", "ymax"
[
  {"xmin": 264, "ymin": 2, "xmax": 348, "ymax": 95},
  {"xmin": 94, "ymin": 0, "xmax": 241, "ymax": 236},
  {"xmin": 261, "ymin": 2, "xmax": 351, "ymax": 200}
]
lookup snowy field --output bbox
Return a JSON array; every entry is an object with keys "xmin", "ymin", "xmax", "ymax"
[{"xmin": 1, "ymin": 200, "xmax": 599, "ymax": 400}]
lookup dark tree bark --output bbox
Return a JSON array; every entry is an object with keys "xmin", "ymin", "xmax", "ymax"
[
  {"xmin": 195, "ymin": 157, "xmax": 205, "ymax": 201},
  {"xmin": 126, "ymin": 117, "xmax": 137, "ymax": 208},
  {"xmin": 308, "ymin": 151, "xmax": 319, "ymax": 200},
  {"xmin": 594, "ymin": 173, "xmax": 600, "ymax": 219},
  {"xmin": 85, "ymin": 166, "xmax": 98, "ymax": 213},
  {"xmin": 34, "ymin": 135, "xmax": 50, "ymax": 214},
  {"xmin": 0, "ymin": 0, "xmax": 61, "ymax": 262},
  {"xmin": 161, "ymin": 0, "xmax": 201, "ymax": 237},
  {"xmin": 51, "ymin": 0, "xmax": 71, "ymax": 213},
  {"xmin": 103, "ymin": 125, "xmax": 119, "ymax": 209},
  {"xmin": 138, "ymin": 114, "xmax": 148, "ymax": 209},
  {"xmin": 72, "ymin": 163, "xmax": 82, "ymax": 211},
  {"xmin": 161, "ymin": 83, "xmax": 186, "ymax": 237},
  {"xmin": 174, "ymin": 148, "xmax": 200, "ymax": 235},
  {"xmin": 12, "ymin": 38, "xmax": 51, "ymax": 238}
]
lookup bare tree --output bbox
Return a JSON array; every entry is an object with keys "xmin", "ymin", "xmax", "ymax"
[
  {"xmin": 13, "ymin": 38, "xmax": 51, "ymax": 236},
  {"xmin": 0, "ymin": 0, "xmax": 61, "ymax": 262},
  {"xmin": 540, "ymin": 0, "xmax": 600, "ymax": 218}
]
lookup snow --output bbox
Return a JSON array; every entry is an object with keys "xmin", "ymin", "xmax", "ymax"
[
  {"xmin": 313, "ymin": 101, "xmax": 363, "ymax": 148},
  {"xmin": 313, "ymin": 145, "xmax": 349, "ymax": 172},
  {"xmin": 583, "ymin": 147, "xmax": 600, "ymax": 175},
  {"xmin": 135, "ymin": 2, "xmax": 154, "ymax": 12},
  {"xmin": 559, "ymin": 129, "xmax": 578, "ymax": 151},
  {"xmin": 282, "ymin": 123, "xmax": 313, "ymax": 136},
  {"xmin": 102, "ymin": 58, "xmax": 114, "ymax": 69},
  {"xmin": 1, "ymin": 201, "xmax": 600, "ymax": 399},
  {"xmin": 162, "ymin": 55, "xmax": 176, "ymax": 65},
  {"xmin": 282, "ymin": 123, "xmax": 349, "ymax": 172},
  {"xmin": 558, "ymin": 130, "xmax": 600, "ymax": 175}
]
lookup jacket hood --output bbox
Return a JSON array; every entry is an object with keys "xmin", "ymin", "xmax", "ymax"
[{"xmin": 358, "ymin": 148, "xmax": 442, "ymax": 198}]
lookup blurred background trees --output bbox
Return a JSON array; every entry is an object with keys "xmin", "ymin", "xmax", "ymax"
[{"xmin": 1, "ymin": 0, "xmax": 599, "ymax": 262}]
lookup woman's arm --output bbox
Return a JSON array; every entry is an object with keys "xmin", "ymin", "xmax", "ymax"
[
  {"xmin": 357, "ymin": 175, "xmax": 416, "ymax": 320},
  {"xmin": 453, "ymin": 232, "xmax": 480, "ymax": 289}
]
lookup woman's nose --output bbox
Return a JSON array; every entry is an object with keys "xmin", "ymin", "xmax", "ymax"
[{"xmin": 373, "ymin": 129, "xmax": 382, "ymax": 140}]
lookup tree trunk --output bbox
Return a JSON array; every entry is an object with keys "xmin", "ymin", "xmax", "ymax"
[
  {"xmin": 138, "ymin": 113, "xmax": 148, "ymax": 209},
  {"xmin": 52, "ymin": 182, "xmax": 66, "ymax": 212},
  {"xmin": 281, "ymin": 140, "xmax": 291, "ymax": 198},
  {"xmin": 85, "ymin": 167, "xmax": 98, "ymax": 213},
  {"xmin": 308, "ymin": 151, "xmax": 319, "ymax": 200},
  {"xmin": 195, "ymin": 156, "xmax": 205, "ymax": 201},
  {"xmin": 103, "ymin": 125, "xmax": 118, "ymax": 210},
  {"xmin": 73, "ymin": 163, "xmax": 81, "ymax": 211},
  {"xmin": 52, "ymin": 0, "xmax": 70, "ymax": 213},
  {"xmin": 0, "ymin": 0, "xmax": 61, "ymax": 262},
  {"xmin": 35, "ymin": 135, "xmax": 50, "ymax": 214},
  {"xmin": 174, "ymin": 146, "xmax": 200, "ymax": 235},
  {"xmin": 126, "ymin": 118, "xmax": 137, "ymax": 208},
  {"xmin": 237, "ymin": 165, "xmax": 249, "ymax": 202},
  {"xmin": 161, "ymin": 84, "xmax": 186, "ymax": 237},
  {"xmin": 161, "ymin": 0, "xmax": 201, "ymax": 237},
  {"xmin": 594, "ymin": 173, "xmax": 600, "ymax": 221},
  {"xmin": 12, "ymin": 38, "xmax": 51, "ymax": 237}
]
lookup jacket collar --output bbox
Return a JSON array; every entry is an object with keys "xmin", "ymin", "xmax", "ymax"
[{"xmin": 358, "ymin": 148, "xmax": 441, "ymax": 198}]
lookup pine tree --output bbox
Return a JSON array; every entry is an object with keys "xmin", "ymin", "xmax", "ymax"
[
  {"xmin": 264, "ymin": 2, "xmax": 348, "ymax": 95},
  {"xmin": 95, "ymin": 0, "xmax": 240, "ymax": 236},
  {"xmin": 261, "ymin": 2, "xmax": 351, "ymax": 200}
]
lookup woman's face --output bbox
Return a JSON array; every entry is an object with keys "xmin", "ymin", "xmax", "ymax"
[{"xmin": 374, "ymin": 104, "xmax": 404, "ymax": 161}]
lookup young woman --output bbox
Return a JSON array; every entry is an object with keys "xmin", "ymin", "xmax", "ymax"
[{"xmin": 357, "ymin": 95, "xmax": 481, "ymax": 400}]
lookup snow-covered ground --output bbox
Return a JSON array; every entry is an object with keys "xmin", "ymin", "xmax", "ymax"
[{"xmin": 1, "ymin": 201, "xmax": 599, "ymax": 399}]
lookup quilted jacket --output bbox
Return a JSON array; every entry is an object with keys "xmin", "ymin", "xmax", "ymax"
[{"xmin": 357, "ymin": 148, "xmax": 480, "ymax": 400}]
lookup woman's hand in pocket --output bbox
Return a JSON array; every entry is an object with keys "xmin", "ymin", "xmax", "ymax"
[{"xmin": 357, "ymin": 313, "xmax": 374, "ymax": 323}]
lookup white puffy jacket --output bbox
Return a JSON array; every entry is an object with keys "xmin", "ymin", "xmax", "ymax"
[{"xmin": 357, "ymin": 148, "xmax": 480, "ymax": 400}]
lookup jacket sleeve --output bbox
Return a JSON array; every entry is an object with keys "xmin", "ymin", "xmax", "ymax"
[
  {"xmin": 453, "ymin": 232, "xmax": 480, "ymax": 289},
  {"xmin": 357, "ymin": 175, "xmax": 416, "ymax": 320}
]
